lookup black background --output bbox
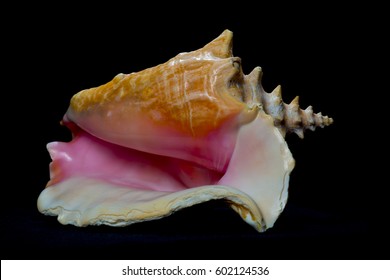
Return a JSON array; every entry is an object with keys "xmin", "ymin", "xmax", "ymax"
[{"xmin": 2, "ymin": 4, "xmax": 385, "ymax": 260}]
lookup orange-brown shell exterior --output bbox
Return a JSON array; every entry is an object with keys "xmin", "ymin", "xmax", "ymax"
[{"xmin": 69, "ymin": 30, "xmax": 253, "ymax": 137}]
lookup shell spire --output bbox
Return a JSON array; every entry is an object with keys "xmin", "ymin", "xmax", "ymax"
[
  {"xmin": 261, "ymin": 85, "xmax": 333, "ymax": 138},
  {"xmin": 245, "ymin": 66, "xmax": 333, "ymax": 138}
]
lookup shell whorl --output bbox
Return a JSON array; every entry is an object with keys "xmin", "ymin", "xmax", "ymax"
[{"xmin": 246, "ymin": 67, "xmax": 333, "ymax": 138}]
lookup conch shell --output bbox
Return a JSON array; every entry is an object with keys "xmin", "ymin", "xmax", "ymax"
[{"xmin": 37, "ymin": 29, "xmax": 333, "ymax": 232}]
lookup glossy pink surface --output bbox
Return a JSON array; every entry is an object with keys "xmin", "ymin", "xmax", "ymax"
[{"xmin": 48, "ymin": 123, "xmax": 224, "ymax": 192}]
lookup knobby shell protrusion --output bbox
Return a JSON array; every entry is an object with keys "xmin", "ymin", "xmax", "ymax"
[{"xmin": 244, "ymin": 66, "xmax": 333, "ymax": 138}]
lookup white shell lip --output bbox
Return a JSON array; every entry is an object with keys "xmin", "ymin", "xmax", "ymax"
[{"xmin": 38, "ymin": 178, "xmax": 266, "ymax": 232}]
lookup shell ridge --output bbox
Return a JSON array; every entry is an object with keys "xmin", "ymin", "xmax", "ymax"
[{"xmin": 258, "ymin": 84, "xmax": 333, "ymax": 138}]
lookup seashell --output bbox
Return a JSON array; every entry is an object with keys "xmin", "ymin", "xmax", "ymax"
[{"xmin": 37, "ymin": 29, "xmax": 333, "ymax": 232}]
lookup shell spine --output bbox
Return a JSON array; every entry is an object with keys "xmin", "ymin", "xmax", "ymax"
[{"xmin": 245, "ymin": 66, "xmax": 333, "ymax": 138}]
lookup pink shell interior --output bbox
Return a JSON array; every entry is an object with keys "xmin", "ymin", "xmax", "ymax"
[{"xmin": 48, "ymin": 121, "xmax": 227, "ymax": 192}]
